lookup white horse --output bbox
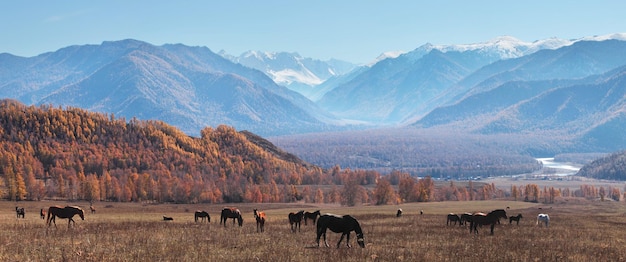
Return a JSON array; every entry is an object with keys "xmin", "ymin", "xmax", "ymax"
[{"xmin": 536, "ymin": 214, "xmax": 549, "ymax": 227}]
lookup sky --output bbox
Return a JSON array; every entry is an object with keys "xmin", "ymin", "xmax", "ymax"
[{"xmin": 2, "ymin": 1, "xmax": 625, "ymax": 64}]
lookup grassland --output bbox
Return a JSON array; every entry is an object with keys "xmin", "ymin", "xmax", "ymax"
[{"xmin": 2, "ymin": 199, "xmax": 626, "ymax": 261}]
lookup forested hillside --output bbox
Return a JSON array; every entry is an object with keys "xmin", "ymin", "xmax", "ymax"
[
  {"xmin": 0, "ymin": 99, "xmax": 334, "ymax": 203},
  {"xmin": 576, "ymin": 151, "xmax": 626, "ymax": 180}
]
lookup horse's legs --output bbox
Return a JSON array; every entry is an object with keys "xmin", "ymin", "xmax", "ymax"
[
  {"xmin": 336, "ymin": 233, "xmax": 346, "ymax": 248},
  {"xmin": 490, "ymin": 223, "xmax": 495, "ymax": 235}
]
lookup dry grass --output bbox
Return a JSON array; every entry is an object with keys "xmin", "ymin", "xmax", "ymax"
[{"xmin": 3, "ymin": 199, "xmax": 626, "ymax": 261}]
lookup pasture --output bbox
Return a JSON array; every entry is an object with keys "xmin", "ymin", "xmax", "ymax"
[{"xmin": 3, "ymin": 199, "xmax": 626, "ymax": 261}]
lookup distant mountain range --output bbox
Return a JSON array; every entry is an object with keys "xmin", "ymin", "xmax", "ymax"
[
  {"xmin": 2, "ymin": 34, "xmax": 626, "ymax": 154},
  {"xmin": 219, "ymin": 50, "xmax": 357, "ymax": 100}
]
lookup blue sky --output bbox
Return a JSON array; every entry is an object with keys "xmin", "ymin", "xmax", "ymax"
[{"xmin": 2, "ymin": 1, "xmax": 625, "ymax": 63}]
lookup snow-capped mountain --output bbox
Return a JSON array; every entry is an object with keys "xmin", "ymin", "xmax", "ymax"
[{"xmin": 219, "ymin": 50, "xmax": 356, "ymax": 99}]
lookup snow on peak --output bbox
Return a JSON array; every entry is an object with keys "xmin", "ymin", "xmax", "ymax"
[{"xmin": 368, "ymin": 51, "xmax": 406, "ymax": 66}]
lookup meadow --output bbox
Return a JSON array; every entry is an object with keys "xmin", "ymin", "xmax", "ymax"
[{"xmin": 2, "ymin": 199, "xmax": 626, "ymax": 261}]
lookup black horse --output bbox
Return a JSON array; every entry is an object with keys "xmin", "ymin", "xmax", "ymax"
[
  {"xmin": 47, "ymin": 206, "xmax": 85, "ymax": 228},
  {"xmin": 288, "ymin": 210, "xmax": 304, "ymax": 232},
  {"xmin": 16, "ymin": 207, "xmax": 25, "ymax": 219},
  {"xmin": 509, "ymin": 213, "xmax": 523, "ymax": 225},
  {"xmin": 447, "ymin": 213, "xmax": 461, "ymax": 226},
  {"xmin": 304, "ymin": 210, "xmax": 321, "ymax": 225},
  {"xmin": 396, "ymin": 208, "xmax": 403, "ymax": 217},
  {"xmin": 220, "ymin": 207, "xmax": 243, "ymax": 227},
  {"xmin": 194, "ymin": 210, "xmax": 210, "ymax": 223},
  {"xmin": 316, "ymin": 214, "xmax": 365, "ymax": 248},
  {"xmin": 470, "ymin": 209, "xmax": 508, "ymax": 235},
  {"xmin": 460, "ymin": 213, "xmax": 473, "ymax": 226}
]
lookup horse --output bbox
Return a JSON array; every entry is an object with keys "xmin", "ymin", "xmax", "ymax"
[
  {"xmin": 40, "ymin": 208, "xmax": 46, "ymax": 219},
  {"xmin": 447, "ymin": 213, "xmax": 461, "ymax": 226},
  {"xmin": 254, "ymin": 209, "xmax": 266, "ymax": 233},
  {"xmin": 509, "ymin": 214, "xmax": 523, "ymax": 225},
  {"xmin": 220, "ymin": 207, "xmax": 243, "ymax": 227},
  {"xmin": 288, "ymin": 210, "xmax": 304, "ymax": 232},
  {"xmin": 396, "ymin": 208, "xmax": 403, "ymax": 217},
  {"xmin": 316, "ymin": 214, "xmax": 365, "ymax": 248},
  {"xmin": 194, "ymin": 211, "xmax": 210, "ymax": 223},
  {"xmin": 15, "ymin": 207, "xmax": 25, "ymax": 219},
  {"xmin": 460, "ymin": 213, "xmax": 473, "ymax": 226},
  {"xmin": 304, "ymin": 210, "xmax": 321, "ymax": 225},
  {"xmin": 46, "ymin": 206, "xmax": 85, "ymax": 228},
  {"xmin": 537, "ymin": 214, "xmax": 550, "ymax": 227},
  {"xmin": 163, "ymin": 216, "xmax": 174, "ymax": 221},
  {"xmin": 90, "ymin": 205, "xmax": 96, "ymax": 214},
  {"xmin": 470, "ymin": 209, "xmax": 507, "ymax": 235}
]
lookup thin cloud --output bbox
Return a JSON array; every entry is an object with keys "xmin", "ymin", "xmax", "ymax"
[{"xmin": 44, "ymin": 9, "xmax": 90, "ymax": 23}]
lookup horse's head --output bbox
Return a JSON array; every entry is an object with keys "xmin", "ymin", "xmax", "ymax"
[
  {"xmin": 78, "ymin": 208, "xmax": 85, "ymax": 220},
  {"xmin": 356, "ymin": 233, "xmax": 365, "ymax": 248},
  {"xmin": 237, "ymin": 215, "xmax": 243, "ymax": 226}
]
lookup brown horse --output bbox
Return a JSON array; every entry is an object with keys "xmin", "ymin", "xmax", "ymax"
[
  {"xmin": 15, "ymin": 207, "xmax": 25, "ymax": 219},
  {"xmin": 47, "ymin": 206, "xmax": 85, "ymax": 228},
  {"xmin": 316, "ymin": 214, "xmax": 365, "ymax": 248},
  {"xmin": 288, "ymin": 210, "xmax": 304, "ymax": 232},
  {"xmin": 194, "ymin": 211, "xmax": 210, "ymax": 223},
  {"xmin": 447, "ymin": 213, "xmax": 461, "ymax": 226},
  {"xmin": 90, "ymin": 205, "xmax": 96, "ymax": 214},
  {"xmin": 220, "ymin": 207, "xmax": 243, "ymax": 227},
  {"xmin": 254, "ymin": 209, "xmax": 266, "ymax": 233},
  {"xmin": 470, "ymin": 209, "xmax": 508, "ymax": 235},
  {"xmin": 304, "ymin": 210, "xmax": 321, "ymax": 225},
  {"xmin": 509, "ymin": 213, "xmax": 523, "ymax": 225},
  {"xmin": 40, "ymin": 208, "xmax": 46, "ymax": 219}
]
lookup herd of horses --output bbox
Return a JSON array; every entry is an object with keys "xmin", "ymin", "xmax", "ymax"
[{"xmin": 446, "ymin": 209, "xmax": 550, "ymax": 234}]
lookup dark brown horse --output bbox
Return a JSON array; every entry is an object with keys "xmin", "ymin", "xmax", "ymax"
[
  {"xmin": 194, "ymin": 210, "xmax": 210, "ymax": 223},
  {"xmin": 254, "ymin": 209, "xmax": 266, "ymax": 233},
  {"xmin": 447, "ymin": 213, "xmax": 461, "ymax": 226},
  {"xmin": 16, "ymin": 207, "xmax": 25, "ymax": 219},
  {"xmin": 509, "ymin": 213, "xmax": 523, "ymax": 225},
  {"xmin": 316, "ymin": 214, "xmax": 365, "ymax": 248},
  {"xmin": 288, "ymin": 210, "xmax": 304, "ymax": 232},
  {"xmin": 220, "ymin": 207, "xmax": 243, "ymax": 227},
  {"xmin": 396, "ymin": 208, "xmax": 403, "ymax": 217},
  {"xmin": 47, "ymin": 206, "xmax": 85, "ymax": 228},
  {"xmin": 304, "ymin": 210, "xmax": 321, "ymax": 225},
  {"xmin": 163, "ymin": 216, "xmax": 174, "ymax": 221},
  {"xmin": 470, "ymin": 209, "xmax": 508, "ymax": 235},
  {"xmin": 40, "ymin": 208, "xmax": 46, "ymax": 219}
]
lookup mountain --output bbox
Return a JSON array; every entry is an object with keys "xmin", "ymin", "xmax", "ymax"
[
  {"xmin": 576, "ymin": 150, "xmax": 626, "ymax": 180},
  {"xmin": 220, "ymin": 50, "xmax": 356, "ymax": 99},
  {"xmin": 0, "ymin": 39, "xmax": 338, "ymax": 136}
]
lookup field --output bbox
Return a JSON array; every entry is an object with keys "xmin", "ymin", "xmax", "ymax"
[{"xmin": 3, "ymin": 199, "xmax": 626, "ymax": 261}]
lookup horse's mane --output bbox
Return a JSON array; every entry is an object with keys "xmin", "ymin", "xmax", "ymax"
[{"xmin": 343, "ymin": 215, "xmax": 363, "ymax": 236}]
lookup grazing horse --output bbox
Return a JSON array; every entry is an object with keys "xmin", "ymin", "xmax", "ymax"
[
  {"xmin": 15, "ymin": 207, "xmax": 25, "ymax": 218},
  {"xmin": 460, "ymin": 213, "xmax": 473, "ymax": 226},
  {"xmin": 40, "ymin": 208, "xmax": 46, "ymax": 219},
  {"xmin": 47, "ymin": 206, "xmax": 85, "ymax": 228},
  {"xmin": 163, "ymin": 216, "xmax": 174, "ymax": 221},
  {"xmin": 90, "ymin": 205, "xmax": 96, "ymax": 214},
  {"xmin": 304, "ymin": 210, "xmax": 321, "ymax": 225},
  {"xmin": 447, "ymin": 213, "xmax": 461, "ymax": 226},
  {"xmin": 509, "ymin": 214, "xmax": 523, "ymax": 225},
  {"xmin": 316, "ymin": 214, "xmax": 365, "ymax": 248},
  {"xmin": 194, "ymin": 211, "xmax": 210, "ymax": 223},
  {"xmin": 537, "ymin": 214, "xmax": 550, "ymax": 227},
  {"xmin": 220, "ymin": 207, "xmax": 243, "ymax": 227},
  {"xmin": 254, "ymin": 209, "xmax": 266, "ymax": 233},
  {"xmin": 288, "ymin": 210, "xmax": 305, "ymax": 232},
  {"xmin": 470, "ymin": 209, "xmax": 508, "ymax": 235},
  {"xmin": 396, "ymin": 208, "xmax": 403, "ymax": 217}
]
